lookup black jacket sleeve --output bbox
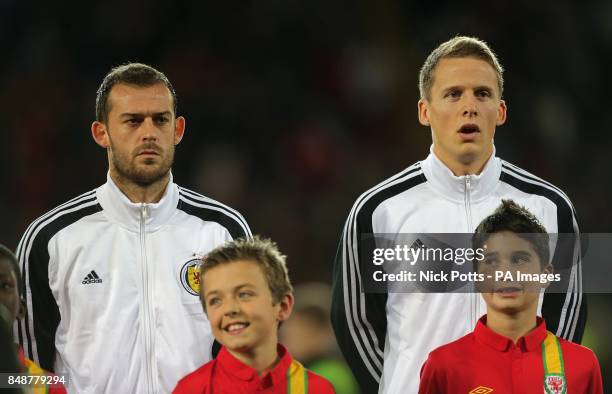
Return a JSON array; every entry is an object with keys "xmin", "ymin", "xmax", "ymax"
[
  {"xmin": 331, "ymin": 212, "xmax": 387, "ymax": 393},
  {"xmin": 541, "ymin": 201, "xmax": 586, "ymax": 343},
  {"xmin": 16, "ymin": 222, "xmax": 61, "ymax": 371}
]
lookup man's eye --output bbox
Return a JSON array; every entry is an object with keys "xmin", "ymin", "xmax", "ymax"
[
  {"xmin": 476, "ymin": 90, "xmax": 491, "ymax": 98},
  {"xmin": 154, "ymin": 116, "xmax": 169, "ymax": 124},
  {"xmin": 238, "ymin": 291, "xmax": 253, "ymax": 299},
  {"xmin": 126, "ymin": 118, "xmax": 141, "ymax": 125},
  {"xmin": 446, "ymin": 91, "xmax": 460, "ymax": 99},
  {"xmin": 208, "ymin": 298, "xmax": 220, "ymax": 306}
]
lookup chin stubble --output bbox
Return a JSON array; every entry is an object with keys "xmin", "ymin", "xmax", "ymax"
[{"xmin": 109, "ymin": 142, "xmax": 174, "ymax": 187}]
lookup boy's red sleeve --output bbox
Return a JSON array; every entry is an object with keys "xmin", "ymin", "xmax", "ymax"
[
  {"xmin": 172, "ymin": 372, "xmax": 207, "ymax": 394},
  {"xmin": 172, "ymin": 363, "xmax": 211, "ymax": 394},
  {"xmin": 49, "ymin": 383, "xmax": 68, "ymax": 394},
  {"xmin": 306, "ymin": 370, "xmax": 336, "ymax": 393},
  {"xmin": 172, "ymin": 378, "xmax": 197, "ymax": 394},
  {"xmin": 418, "ymin": 354, "xmax": 444, "ymax": 394},
  {"xmin": 589, "ymin": 353, "xmax": 604, "ymax": 394}
]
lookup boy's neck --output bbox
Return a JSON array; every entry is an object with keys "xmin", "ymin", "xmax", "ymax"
[
  {"xmin": 227, "ymin": 342, "xmax": 280, "ymax": 377},
  {"xmin": 485, "ymin": 308, "xmax": 538, "ymax": 343}
]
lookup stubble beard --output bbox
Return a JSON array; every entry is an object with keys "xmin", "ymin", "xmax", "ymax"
[{"xmin": 109, "ymin": 141, "xmax": 174, "ymax": 188}]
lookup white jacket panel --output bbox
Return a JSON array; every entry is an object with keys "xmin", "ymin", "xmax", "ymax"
[
  {"xmin": 17, "ymin": 174, "xmax": 251, "ymax": 394},
  {"xmin": 331, "ymin": 148, "xmax": 584, "ymax": 394}
]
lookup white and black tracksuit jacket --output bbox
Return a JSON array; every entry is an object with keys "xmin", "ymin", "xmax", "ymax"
[
  {"xmin": 16, "ymin": 174, "xmax": 251, "ymax": 393},
  {"xmin": 331, "ymin": 148, "xmax": 585, "ymax": 394}
]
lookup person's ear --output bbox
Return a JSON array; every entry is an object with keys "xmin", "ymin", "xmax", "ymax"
[
  {"xmin": 174, "ymin": 116, "xmax": 186, "ymax": 145},
  {"xmin": 418, "ymin": 99, "xmax": 431, "ymax": 126},
  {"xmin": 541, "ymin": 264, "xmax": 554, "ymax": 290},
  {"xmin": 277, "ymin": 293, "xmax": 294, "ymax": 323},
  {"xmin": 496, "ymin": 100, "xmax": 507, "ymax": 126},
  {"xmin": 16, "ymin": 299, "xmax": 25, "ymax": 321},
  {"xmin": 92, "ymin": 121, "xmax": 110, "ymax": 148}
]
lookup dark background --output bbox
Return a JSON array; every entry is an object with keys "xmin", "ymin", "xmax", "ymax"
[{"xmin": 1, "ymin": 0, "xmax": 610, "ymax": 386}]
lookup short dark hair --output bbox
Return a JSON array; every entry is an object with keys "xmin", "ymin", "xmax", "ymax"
[
  {"xmin": 472, "ymin": 200, "xmax": 549, "ymax": 267},
  {"xmin": 95, "ymin": 63, "xmax": 177, "ymax": 122},
  {"xmin": 201, "ymin": 236, "xmax": 293, "ymax": 307},
  {"xmin": 0, "ymin": 244, "xmax": 22, "ymax": 295},
  {"xmin": 419, "ymin": 36, "xmax": 504, "ymax": 100}
]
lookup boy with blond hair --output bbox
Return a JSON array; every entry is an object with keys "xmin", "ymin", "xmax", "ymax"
[
  {"xmin": 173, "ymin": 236, "xmax": 335, "ymax": 393},
  {"xmin": 418, "ymin": 201, "xmax": 602, "ymax": 393}
]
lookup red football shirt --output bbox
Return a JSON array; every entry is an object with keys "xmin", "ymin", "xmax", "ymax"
[
  {"xmin": 419, "ymin": 316, "xmax": 603, "ymax": 394},
  {"xmin": 173, "ymin": 344, "xmax": 335, "ymax": 393}
]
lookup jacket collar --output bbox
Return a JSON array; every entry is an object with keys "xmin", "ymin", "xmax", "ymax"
[
  {"xmin": 217, "ymin": 344, "xmax": 293, "ymax": 386},
  {"xmin": 420, "ymin": 145, "xmax": 501, "ymax": 203},
  {"xmin": 96, "ymin": 172, "xmax": 179, "ymax": 231},
  {"xmin": 474, "ymin": 315, "xmax": 548, "ymax": 352}
]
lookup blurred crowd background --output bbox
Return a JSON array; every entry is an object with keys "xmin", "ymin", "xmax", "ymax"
[{"xmin": 1, "ymin": 0, "xmax": 610, "ymax": 388}]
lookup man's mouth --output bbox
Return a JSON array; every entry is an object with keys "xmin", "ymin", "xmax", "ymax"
[
  {"xmin": 458, "ymin": 124, "xmax": 480, "ymax": 134},
  {"xmin": 138, "ymin": 150, "xmax": 159, "ymax": 156}
]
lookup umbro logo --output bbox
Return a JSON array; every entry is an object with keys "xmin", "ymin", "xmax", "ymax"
[
  {"xmin": 82, "ymin": 270, "xmax": 103, "ymax": 285},
  {"xmin": 469, "ymin": 387, "xmax": 493, "ymax": 394}
]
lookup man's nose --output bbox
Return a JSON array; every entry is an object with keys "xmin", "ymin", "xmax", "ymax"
[
  {"xmin": 462, "ymin": 95, "xmax": 478, "ymax": 117},
  {"xmin": 141, "ymin": 117, "xmax": 158, "ymax": 141}
]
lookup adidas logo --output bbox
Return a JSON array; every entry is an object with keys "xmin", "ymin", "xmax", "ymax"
[{"xmin": 82, "ymin": 270, "xmax": 103, "ymax": 285}]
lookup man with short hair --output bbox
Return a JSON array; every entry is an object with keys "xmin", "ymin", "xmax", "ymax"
[
  {"xmin": 331, "ymin": 36, "xmax": 585, "ymax": 394},
  {"xmin": 16, "ymin": 63, "xmax": 252, "ymax": 393}
]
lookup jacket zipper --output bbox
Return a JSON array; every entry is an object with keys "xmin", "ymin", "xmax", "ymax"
[
  {"xmin": 140, "ymin": 204, "xmax": 155, "ymax": 393},
  {"xmin": 463, "ymin": 177, "xmax": 476, "ymax": 327},
  {"xmin": 463, "ymin": 176, "xmax": 473, "ymax": 232}
]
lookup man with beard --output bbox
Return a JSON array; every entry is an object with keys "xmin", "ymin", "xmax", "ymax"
[{"xmin": 16, "ymin": 63, "xmax": 252, "ymax": 393}]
